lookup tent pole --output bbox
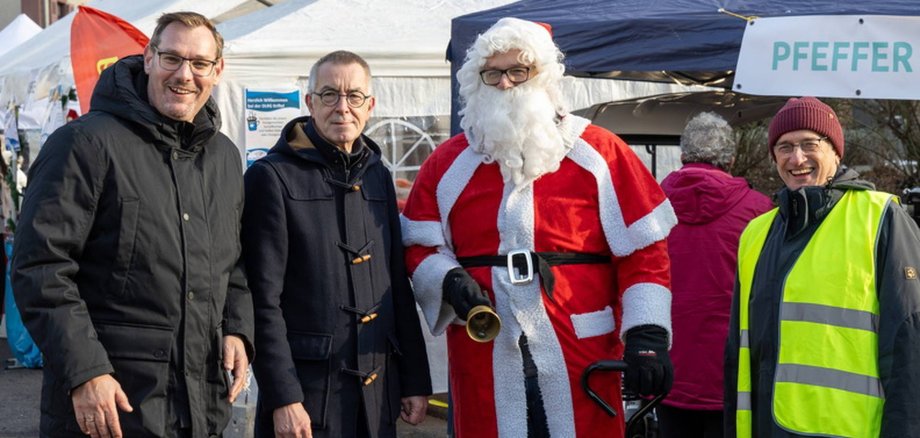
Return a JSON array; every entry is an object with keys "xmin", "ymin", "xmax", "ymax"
[
  {"xmin": 645, "ymin": 144, "xmax": 657, "ymax": 178},
  {"xmin": 43, "ymin": 0, "xmax": 51, "ymax": 27}
]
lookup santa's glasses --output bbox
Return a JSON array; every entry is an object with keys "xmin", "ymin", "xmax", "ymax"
[{"xmin": 480, "ymin": 67, "xmax": 530, "ymax": 86}]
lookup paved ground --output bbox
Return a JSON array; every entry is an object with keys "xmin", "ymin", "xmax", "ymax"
[
  {"xmin": 0, "ymin": 333, "xmax": 448, "ymax": 437},
  {"xmin": 0, "ymin": 340, "xmax": 42, "ymax": 438}
]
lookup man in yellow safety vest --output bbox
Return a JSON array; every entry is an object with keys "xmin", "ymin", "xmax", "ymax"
[{"xmin": 724, "ymin": 96, "xmax": 920, "ymax": 438}]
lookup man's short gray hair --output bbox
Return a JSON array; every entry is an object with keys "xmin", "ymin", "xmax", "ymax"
[
  {"xmin": 680, "ymin": 112, "xmax": 735, "ymax": 170},
  {"xmin": 307, "ymin": 50, "xmax": 372, "ymax": 94}
]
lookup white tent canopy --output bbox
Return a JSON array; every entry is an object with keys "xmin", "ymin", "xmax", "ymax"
[
  {"xmin": 0, "ymin": 0, "xmax": 698, "ymax": 160},
  {"xmin": 214, "ymin": 0, "xmax": 694, "ymax": 164},
  {"xmin": 0, "ymin": 14, "xmax": 42, "ymax": 59},
  {"xmin": 215, "ymin": 0, "xmax": 516, "ymax": 147},
  {"xmin": 0, "ymin": 0, "xmax": 248, "ymax": 108}
]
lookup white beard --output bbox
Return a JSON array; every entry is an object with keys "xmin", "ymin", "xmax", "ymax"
[{"xmin": 461, "ymin": 83, "xmax": 567, "ymax": 186}]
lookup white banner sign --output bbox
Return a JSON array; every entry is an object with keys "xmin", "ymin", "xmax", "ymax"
[
  {"xmin": 243, "ymin": 88, "xmax": 301, "ymax": 167},
  {"xmin": 734, "ymin": 15, "xmax": 920, "ymax": 99}
]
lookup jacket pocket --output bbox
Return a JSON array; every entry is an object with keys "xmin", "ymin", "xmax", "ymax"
[
  {"xmin": 107, "ymin": 197, "xmax": 140, "ymax": 299},
  {"xmin": 283, "ymin": 175, "xmax": 334, "ymax": 200},
  {"xmin": 94, "ymin": 321, "xmax": 174, "ymax": 437},
  {"xmin": 288, "ymin": 331, "xmax": 332, "ymax": 429},
  {"xmin": 360, "ymin": 182, "xmax": 388, "ymax": 202},
  {"xmin": 570, "ymin": 306, "xmax": 616, "ymax": 339}
]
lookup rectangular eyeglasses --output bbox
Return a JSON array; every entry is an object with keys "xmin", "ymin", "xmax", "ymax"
[
  {"xmin": 773, "ymin": 136, "xmax": 828, "ymax": 156},
  {"xmin": 153, "ymin": 47, "xmax": 218, "ymax": 77}
]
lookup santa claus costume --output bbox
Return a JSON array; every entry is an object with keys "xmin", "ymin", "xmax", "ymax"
[{"xmin": 402, "ymin": 114, "xmax": 675, "ymax": 437}]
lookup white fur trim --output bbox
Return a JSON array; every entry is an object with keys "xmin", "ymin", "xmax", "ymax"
[
  {"xmin": 567, "ymin": 140, "xmax": 676, "ymax": 256},
  {"xmin": 571, "ymin": 306, "xmax": 616, "ymax": 339},
  {"xmin": 400, "ymin": 215, "xmax": 445, "ymax": 247},
  {"xmin": 490, "ymin": 276, "xmax": 528, "ymax": 438},
  {"xmin": 410, "ymin": 252, "xmax": 461, "ymax": 335},
  {"xmin": 567, "ymin": 141, "xmax": 632, "ymax": 256},
  {"xmin": 620, "ymin": 282, "xmax": 672, "ymax": 345},
  {"xmin": 492, "ymin": 268, "xmax": 578, "ymax": 437},
  {"xmin": 435, "ymin": 147, "xmax": 483, "ymax": 249},
  {"xmin": 491, "ymin": 180, "xmax": 577, "ymax": 438},
  {"xmin": 559, "ymin": 114, "xmax": 591, "ymax": 150},
  {"xmin": 497, "ymin": 182, "xmax": 535, "ymax": 254},
  {"xmin": 627, "ymin": 199, "xmax": 678, "ymax": 251}
]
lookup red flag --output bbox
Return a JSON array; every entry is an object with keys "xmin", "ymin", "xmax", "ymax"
[{"xmin": 70, "ymin": 6, "xmax": 149, "ymax": 115}]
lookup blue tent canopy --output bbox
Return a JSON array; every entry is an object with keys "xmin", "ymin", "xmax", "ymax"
[{"xmin": 448, "ymin": 0, "xmax": 920, "ymax": 133}]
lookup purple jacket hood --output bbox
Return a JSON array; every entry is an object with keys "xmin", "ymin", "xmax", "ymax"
[{"xmin": 661, "ymin": 163, "xmax": 763, "ymax": 225}]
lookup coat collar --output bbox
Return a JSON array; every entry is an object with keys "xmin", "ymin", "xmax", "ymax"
[{"xmin": 269, "ymin": 115, "xmax": 382, "ymax": 173}]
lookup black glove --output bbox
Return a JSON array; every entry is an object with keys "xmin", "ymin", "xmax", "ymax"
[
  {"xmin": 442, "ymin": 267, "xmax": 492, "ymax": 320},
  {"xmin": 623, "ymin": 325, "xmax": 673, "ymax": 397}
]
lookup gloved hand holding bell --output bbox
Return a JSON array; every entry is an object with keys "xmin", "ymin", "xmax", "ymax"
[
  {"xmin": 443, "ymin": 267, "xmax": 502, "ymax": 342},
  {"xmin": 465, "ymin": 304, "xmax": 501, "ymax": 342}
]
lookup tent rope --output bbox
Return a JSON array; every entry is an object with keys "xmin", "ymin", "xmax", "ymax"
[{"xmin": 717, "ymin": 8, "xmax": 758, "ymax": 22}]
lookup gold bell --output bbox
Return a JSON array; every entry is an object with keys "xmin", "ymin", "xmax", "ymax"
[{"xmin": 465, "ymin": 305, "xmax": 501, "ymax": 342}]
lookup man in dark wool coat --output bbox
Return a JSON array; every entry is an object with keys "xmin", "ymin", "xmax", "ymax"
[
  {"xmin": 241, "ymin": 50, "xmax": 432, "ymax": 438},
  {"xmin": 12, "ymin": 11, "xmax": 254, "ymax": 438}
]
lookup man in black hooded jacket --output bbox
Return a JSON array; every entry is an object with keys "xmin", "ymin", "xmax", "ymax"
[{"xmin": 12, "ymin": 12, "xmax": 253, "ymax": 438}]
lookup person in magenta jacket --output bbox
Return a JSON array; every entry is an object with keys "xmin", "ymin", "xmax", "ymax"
[{"xmin": 659, "ymin": 112, "xmax": 773, "ymax": 438}]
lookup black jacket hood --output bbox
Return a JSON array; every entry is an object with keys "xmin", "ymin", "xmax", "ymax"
[
  {"xmin": 89, "ymin": 54, "xmax": 222, "ymax": 153},
  {"xmin": 776, "ymin": 166, "xmax": 874, "ymax": 238}
]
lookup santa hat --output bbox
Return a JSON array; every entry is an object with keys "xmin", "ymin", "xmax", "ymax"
[{"xmin": 535, "ymin": 21, "xmax": 552, "ymax": 36}]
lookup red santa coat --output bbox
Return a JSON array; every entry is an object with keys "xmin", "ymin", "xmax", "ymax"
[{"xmin": 402, "ymin": 116, "xmax": 675, "ymax": 437}]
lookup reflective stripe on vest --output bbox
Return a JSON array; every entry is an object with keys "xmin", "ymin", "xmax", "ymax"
[{"xmin": 735, "ymin": 190, "xmax": 893, "ymax": 438}]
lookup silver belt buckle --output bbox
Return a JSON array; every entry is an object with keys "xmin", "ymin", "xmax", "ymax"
[{"xmin": 507, "ymin": 249, "xmax": 533, "ymax": 285}]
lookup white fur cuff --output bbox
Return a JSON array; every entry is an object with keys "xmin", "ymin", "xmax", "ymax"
[
  {"xmin": 620, "ymin": 283, "xmax": 672, "ymax": 346},
  {"xmin": 411, "ymin": 252, "xmax": 461, "ymax": 335},
  {"xmin": 625, "ymin": 199, "xmax": 678, "ymax": 252}
]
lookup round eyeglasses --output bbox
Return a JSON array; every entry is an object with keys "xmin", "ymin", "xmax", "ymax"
[
  {"xmin": 153, "ymin": 47, "xmax": 219, "ymax": 77},
  {"xmin": 312, "ymin": 90, "xmax": 372, "ymax": 108},
  {"xmin": 480, "ymin": 67, "xmax": 531, "ymax": 86}
]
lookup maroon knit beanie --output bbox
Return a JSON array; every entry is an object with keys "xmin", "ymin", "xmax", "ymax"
[{"xmin": 768, "ymin": 96, "xmax": 844, "ymax": 159}]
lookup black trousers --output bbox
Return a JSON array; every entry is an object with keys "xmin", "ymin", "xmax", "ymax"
[
  {"xmin": 656, "ymin": 404, "xmax": 723, "ymax": 438},
  {"xmin": 521, "ymin": 335, "xmax": 550, "ymax": 438}
]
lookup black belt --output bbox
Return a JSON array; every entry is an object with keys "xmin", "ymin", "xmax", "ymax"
[{"xmin": 457, "ymin": 251, "xmax": 610, "ymax": 301}]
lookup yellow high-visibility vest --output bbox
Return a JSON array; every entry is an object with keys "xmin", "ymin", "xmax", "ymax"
[{"xmin": 735, "ymin": 189, "xmax": 894, "ymax": 438}]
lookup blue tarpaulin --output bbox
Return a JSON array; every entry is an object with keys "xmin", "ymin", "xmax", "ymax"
[{"xmin": 448, "ymin": 0, "xmax": 920, "ymax": 133}]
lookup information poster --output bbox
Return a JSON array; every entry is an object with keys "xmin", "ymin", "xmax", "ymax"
[{"xmin": 244, "ymin": 88, "xmax": 301, "ymax": 167}]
